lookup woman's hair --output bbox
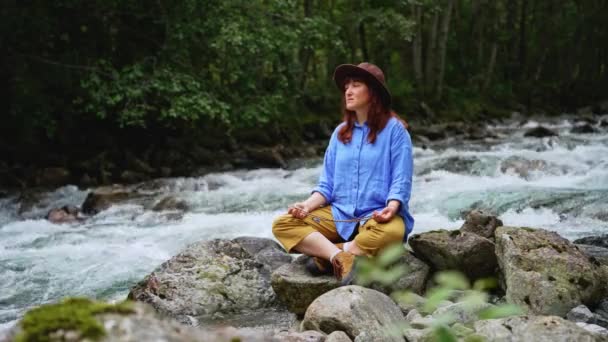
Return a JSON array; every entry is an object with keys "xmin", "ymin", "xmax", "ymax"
[{"xmin": 337, "ymin": 78, "xmax": 408, "ymax": 144}]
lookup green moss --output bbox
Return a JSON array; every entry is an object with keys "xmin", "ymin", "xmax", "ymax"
[{"xmin": 16, "ymin": 297, "xmax": 134, "ymax": 342}]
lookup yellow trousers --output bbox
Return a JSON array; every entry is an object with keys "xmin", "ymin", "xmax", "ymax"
[{"xmin": 272, "ymin": 206, "xmax": 405, "ymax": 256}]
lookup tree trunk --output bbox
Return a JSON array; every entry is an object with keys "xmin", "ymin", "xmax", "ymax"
[
  {"xmin": 358, "ymin": 20, "xmax": 369, "ymax": 61},
  {"xmin": 518, "ymin": 0, "xmax": 529, "ymax": 80},
  {"xmin": 425, "ymin": 11, "xmax": 439, "ymax": 94},
  {"xmin": 483, "ymin": 42, "xmax": 498, "ymax": 91},
  {"xmin": 412, "ymin": 4, "xmax": 424, "ymax": 90},
  {"xmin": 435, "ymin": 0, "xmax": 455, "ymax": 100}
]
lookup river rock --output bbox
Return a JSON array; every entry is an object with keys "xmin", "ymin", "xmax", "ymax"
[
  {"xmin": 575, "ymin": 235, "xmax": 608, "ymax": 248},
  {"xmin": 326, "ymin": 331, "xmax": 352, "ymax": 342},
  {"xmin": 81, "ymin": 186, "xmax": 133, "ymax": 214},
  {"xmin": 568, "ymin": 305, "xmax": 595, "ymax": 323},
  {"xmin": 524, "ymin": 126, "xmax": 558, "ymax": 138},
  {"xmin": 500, "ymin": 156, "xmax": 548, "ymax": 179},
  {"xmin": 301, "ymin": 285, "xmax": 405, "ymax": 341},
  {"xmin": 128, "ymin": 238, "xmax": 290, "ymax": 324},
  {"xmin": 408, "ymin": 229, "xmax": 497, "ymax": 280},
  {"xmin": 571, "ymin": 124, "xmax": 597, "ymax": 134},
  {"xmin": 460, "ymin": 209, "xmax": 503, "ymax": 239},
  {"xmin": 473, "ymin": 315, "xmax": 607, "ymax": 341},
  {"xmin": 431, "ymin": 301, "xmax": 494, "ymax": 325},
  {"xmin": 495, "ymin": 227, "xmax": 605, "ymax": 316},
  {"xmin": 3, "ymin": 300, "xmax": 275, "ymax": 342},
  {"xmin": 576, "ymin": 244, "xmax": 608, "ymax": 266},
  {"xmin": 271, "ymin": 256, "xmax": 340, "ymax": 315},
  {"xmin": 362, "ymin": 251, "xmax": 430, "ymax": 295},
  {"xmin": 152, "ymin": 196, "xmax": 190, "ymax": 211}
]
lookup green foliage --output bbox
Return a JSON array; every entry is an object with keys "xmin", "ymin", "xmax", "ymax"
[
  {"xmin": 3, "ymin": 0, "xmax": 607, "ymax": 159},
  {"xmin": 358, "ymin": 245, "xmax": 523, "ymax": 342},
  {"xmin": 15, "ymin": 297, "xmax": 134, "ymax": 342}
]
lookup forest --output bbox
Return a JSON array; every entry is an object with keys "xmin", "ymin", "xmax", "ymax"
[{"xmin": 2, "ymin": 0, "xmax": 607, "ymax": 187}]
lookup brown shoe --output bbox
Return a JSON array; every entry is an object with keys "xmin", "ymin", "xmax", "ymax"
[
  {"xmin": 331, "ymin": 251, "xmax": 356, "ymax": 284},
  {"xmin": 305, "ymin": 256, "xmax": 333, "ymax": 276}
]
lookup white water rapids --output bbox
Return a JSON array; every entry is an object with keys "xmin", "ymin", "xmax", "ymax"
[{"xmin": 1, "ymin": 115, "xmax": 607, "ymax": 334}]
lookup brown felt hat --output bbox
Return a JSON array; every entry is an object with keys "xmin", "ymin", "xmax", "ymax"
[{"xmin": 333, "ymin": 62, "xmax": 391, "ymax": 107}]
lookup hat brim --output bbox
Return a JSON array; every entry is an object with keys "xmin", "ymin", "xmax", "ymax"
[{"xmin": 333, "ymin": 64, "xmax": 391, "ymax": 107}]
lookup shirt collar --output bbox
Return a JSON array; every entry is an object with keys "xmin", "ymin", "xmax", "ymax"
[{"xmin": 354, "ymin": 121, "xmax": 368, "ymax": 128}]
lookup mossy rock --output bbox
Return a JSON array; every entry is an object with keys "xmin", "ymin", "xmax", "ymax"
[{"xmin": 15, "ymin": 297, "xmax": 134, "ymax": 342}]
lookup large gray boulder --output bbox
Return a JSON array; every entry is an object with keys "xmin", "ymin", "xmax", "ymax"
[
  {"xmin": 301, "ymin": 285, "xmax": 405, "ymax": 341},
  {"xmin": 271, "ymin": 256, "xmax": 341, "ymax": 315},
  {"xmin": 408, "ymin": 229, "xmax": 497, "ymax": 280},
  {"xmin": 474, "ymin": 315, "xmax": 608, "ymax": 341},
  {"xmin": 128, "ymin": 237, "xmax": 292, "ymax": 324},
  {"xmin": 3, "ymin": 300, "xmax": 275, "ymax": 342},
  {"xmin": 495, "ymin": 227, "xmax": 606, "ymax": 316}
]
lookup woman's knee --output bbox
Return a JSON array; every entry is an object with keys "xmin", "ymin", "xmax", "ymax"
[{"xmin": 272, "ymin": 214, "xmax": 295, "ymax": 236}]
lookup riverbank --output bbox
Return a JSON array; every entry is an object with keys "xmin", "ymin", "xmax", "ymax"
[{"xmin": 2, "ymin": 105, "xmax": 607, "ymax": 192}]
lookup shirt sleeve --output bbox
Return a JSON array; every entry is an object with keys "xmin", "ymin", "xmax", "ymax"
[
  {"xmin": 312, "ymin": 128, "xmax": 338, "ymax": 203},
  {"xmin": 386, "ymin": 123, "xmax": 413, "ymax": 207}
]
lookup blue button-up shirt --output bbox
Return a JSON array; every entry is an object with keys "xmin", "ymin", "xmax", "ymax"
[{"xmin": 312, "ymin": 117, "xmax": 414, "ymax": 240}]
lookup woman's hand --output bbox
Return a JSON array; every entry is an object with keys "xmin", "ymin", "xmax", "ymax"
[
  {"xmin": 288, "ymin": 202, "xmax": 312, "ymax": 219},
  {"xmin": 372, "ymin": 205, "xmax": 399, "ymax": 223}
]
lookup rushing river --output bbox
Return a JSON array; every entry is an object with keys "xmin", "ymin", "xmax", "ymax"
[{"xmin": 1, "ymin": 115, "xmax": 607, "ymax": 334}]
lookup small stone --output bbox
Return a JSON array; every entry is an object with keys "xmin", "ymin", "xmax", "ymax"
[
  {"xmin": 566, "ymin": 305, "xmax": 593, "ymax": 323},
  {"xmin": 326, "ymin": 330, "xmax": 352, "ymax": 342}
]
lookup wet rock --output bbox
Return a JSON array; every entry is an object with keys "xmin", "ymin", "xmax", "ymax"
[
  {"xmin": 460, "ymin": 209, "xmax": 503, "ymax": 239},
  {"xmin": 271, "ymin": 257, "xmax": 340, "ymax": 315},
  {"xmin": 46, "ymin": 206, "xmax": 82, "ymax": 224},
  {"xmin": 128, "ymin": 238, "xmax": 284, "ymax": 324},
  {"xmin": 495, "ymin": 227, "xmax": 605, "ymax": 316},
  {"xmin": 574, "ymin": 235, "xmax": 608, "ymax": 248},
  {"xmin": 576, "ymin": 244, "xmax": 608, "ymax": 266},
  {"xmin": 408, "ymin": 229, "xmax": 497, "ymax": 280},
  {"xmin": 361, "ymin": 251, "xmax": 429, "ymax": 296},
  {"xmin": 500, "ymin": 156, "xmax": 548, "ymax": 179},
  {"xmin": 571, "ymin": 124, "xmax": 598, "ymax": 134},
  {"xmin": 474, "ymin": 315, "xmax": 604, "ymax": 341},
  {"xmin": 35, "ymin": 167, "xmax": 71, "ymax": 187},
  {"xmin": 301, "ymin": 285, "xmax": 405, "ymax": 341},
  {"xmin": 81, "ymin": 186, "xmax": 133, "ymax": 214},
  {"xmin": 17, "ymin": 190, "xmax": 47, "ymax": 215},
  {"xmin": 524, "ymin": 126, "xmax": 558, "ymax": 138},
  {"xmin": 419, "ymin": 156, "xmax": 480, "ymax": 175},
  {"xmin": 152, "ymin": 196, "xmax": 189, "ymax": 211}
]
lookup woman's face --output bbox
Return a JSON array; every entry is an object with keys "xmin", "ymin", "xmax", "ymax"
[{"xmin": 344, "ymin": 79, "xmax": 371, "ymax": 112}]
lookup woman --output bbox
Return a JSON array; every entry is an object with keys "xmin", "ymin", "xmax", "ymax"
[{"xmin": 272, "ymin": 62, "xmax": 414, "ymax": 284}]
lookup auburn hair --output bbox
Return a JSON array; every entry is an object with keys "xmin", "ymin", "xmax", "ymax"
[{"xmin": 337, "ymin": 78, "xmax": 408, "ymax": 144}]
